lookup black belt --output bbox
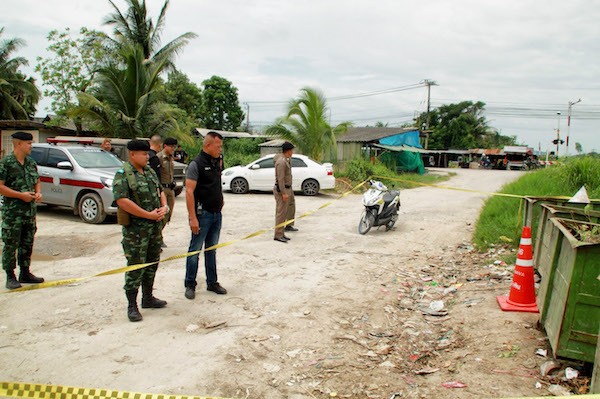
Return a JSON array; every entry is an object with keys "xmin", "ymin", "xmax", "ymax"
[{"xmin": 162, "ymin": 183, "xmax": 176, "ymax": 189}]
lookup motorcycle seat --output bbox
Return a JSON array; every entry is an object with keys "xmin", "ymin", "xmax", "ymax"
[{"xmin": 383, "ymin": 192, "xmax": 398, "ymax": 203}]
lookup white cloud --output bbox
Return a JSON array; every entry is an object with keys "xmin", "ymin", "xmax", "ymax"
[{"xmin": 1, "ymin": 0, "xmax": 599, "ymax": 152}]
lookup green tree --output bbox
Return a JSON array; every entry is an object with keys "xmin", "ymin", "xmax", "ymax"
[
  {"xmin": 163, "ymin": 70, "xmax": 202, "ymax": 120},
  {"xmin": 0, "ymin": 27, "xmax": 40, "ymax": 119},
  {"xmin": 103, "ymin": 0, "xmax": 196, "ymax": 65},
  {"xmin": 264, "ymin": 87, "xmax": 352, "ymax": 162},
  {"xmin": 199, "ymin": 75, "xmax": 244, "ymax": 131},
  {"xmin": 71, "ymin": 44, "xmax": 180, "ymax": 138},
  {"xmin": 35, "ymin": 28, "xmax": 109, "ymax": 118}
]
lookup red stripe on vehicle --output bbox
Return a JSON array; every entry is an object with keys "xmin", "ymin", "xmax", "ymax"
[
  {"xmin": 60, "ymin": 179, "xmax": 104, "ymax": 189},
  {"xmin": 39, "ymin": 176, "xmax": 53, "ymax": 183}
]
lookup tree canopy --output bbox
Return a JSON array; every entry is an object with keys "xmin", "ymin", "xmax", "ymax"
[
  {"xmin": 265, "ymin": 87, "xmax": 351, "ymax": 162},
  {"xmin": 0, "ymin": 27, "xmax": 40, "ymax": 119},
  {"xmin": 199, "ymin": 75, "xmax": 244, "ymax": 131},
  {"xmin": 163, "ymin": 69, "xmax": 202, "ymax": 120},
  {"xmin": 415, "ymin": 101, "xmax": 517, "ymax": 149}
]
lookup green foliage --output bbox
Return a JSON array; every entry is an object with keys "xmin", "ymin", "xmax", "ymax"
[
  {"xmin": 415, "ymin": 101, "xmax": 517, "ymax": 150},
  {"xmin": 473, "ymin": 156, "xmax": 600, "ymax": 250},
  {"xmin": 264, "ymin": 87, "xmax": 351, "ymax": 162},
  {"xmin": 103, "ymin": 0, "xmax": 197, "ymax": 65},
  {"xmin": 222, "ymin": 137, "xmax": 262, "ymax": 168},
  {"xmin": 35, "ymin": 27, "xmax": 109, "ymax": 117},
  {"xmin": 0, "ymin": 27, "xmax": 40, "ymax": 119},
  {"xmin": 163, "ymin": 70, "xmax": 202, "ymax": 120},
  {"xmin": 337, "ymin": 157, "xmax": 450, "ymax": 190},
  {"xmin": 199, "ymin": 75, "xmax": 244, "ymax": 131}
]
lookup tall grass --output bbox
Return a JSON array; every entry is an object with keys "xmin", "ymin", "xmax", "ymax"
[{"xmin": 473, "ymin": 156, "xmax": 600, "ymax": 250}]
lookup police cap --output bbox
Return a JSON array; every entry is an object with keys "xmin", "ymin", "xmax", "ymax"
[
  {"xmin": 11, "ymin": 131, "xmax": 33, "ymax": 141},
  {"xmin": 282, "ymin": 141, "xmax": 295, "ymax": 151},
  {"xmin": 164, "ymin": 137, "xmax": 178, "ymax": 146},
  {"xmin": 127, "ymin": 139, "xmax": 150, "ymax": 151}
]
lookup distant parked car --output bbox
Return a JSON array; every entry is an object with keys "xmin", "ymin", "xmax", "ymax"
[
  {"xmin": 31, "ymin": 143, "xmax": 123, "ymax": 223},
  {"xmin": 221, "ymin": 154, "xmax": 335, "ymax": 196}
]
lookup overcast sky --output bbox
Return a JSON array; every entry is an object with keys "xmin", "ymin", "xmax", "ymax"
[{"xmin": 2, "ymin": 0, "xmax": 599, "ymax": 153}]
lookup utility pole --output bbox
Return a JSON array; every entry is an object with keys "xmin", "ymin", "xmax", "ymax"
[
  {"xmin": 243, "ymin": 102, "xmax": 250, "ymax": 132},
  {"xmin": 566, "ymin": 98, "xmax": 582, "ymax": 156},
  {"xmin": 421, "ymin": 79, "xmax": 438, "ymax": 149},
  {"xmin": 555, "ymin": 112, "xmax": 561, "ymax": 158}
]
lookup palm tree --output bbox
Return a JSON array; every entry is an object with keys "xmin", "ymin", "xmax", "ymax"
[
  {"xmin": 0, "ymin": 27, "xmax": 40, "ymax": 119},
  {"xmin": 265, "ymin": 87, "xmax": 351, "ymax": 162},
  {"xmin": 103, "ymin": 0, "xmax": 196, "ymax": 66},
  {"xmin": 71, "ymin": 44, "xmax": 179, "ymax": 138}
]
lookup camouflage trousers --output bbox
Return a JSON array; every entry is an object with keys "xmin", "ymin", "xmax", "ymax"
[
  {"xmin": 122, "ymin": 219, "xmax": 162, "ymax": 291},
  {"xmin": 2, "ymin": 218, "xmax": 36, "ymax": 272}
]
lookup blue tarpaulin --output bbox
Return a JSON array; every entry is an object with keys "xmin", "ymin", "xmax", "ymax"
[{"xmin": 379, "ymin": 130, "xmax": 422, "ymax": 148}]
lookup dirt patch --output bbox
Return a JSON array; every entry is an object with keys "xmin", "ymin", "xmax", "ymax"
[{"xmin": 0, "ymin": 168, "xmax": 593, "ymax": 398}]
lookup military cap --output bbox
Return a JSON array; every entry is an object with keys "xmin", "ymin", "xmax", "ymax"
[
  {"xmin": 127, "ymin": 139, "xmax": 150, "ymax": 151},
  {"xmin": 11, "ymin": 131, "xmax": 33, "ymax": 141},
  {"xmin": 164, "ymin": 137, "xmax": 178, "ymax": 146},
  {"xmin": 282, "ymin": 141, "xmax": 295, "ymax": 151}
]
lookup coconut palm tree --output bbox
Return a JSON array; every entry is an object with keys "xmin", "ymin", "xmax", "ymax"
[
  {"xmin": 71, "ymin": 44, "xmax": 179, "ymax": 138},
  {"xmin": 103, "ymin": 0, "xmax": 196, "ymax": 66},
  {"xmin": 265, "ymin": 87, "xmax": 351, "ymax": 162},
  {"xmin": 0, "ymin": 28, "xmax": 40, "ymax": 119}
]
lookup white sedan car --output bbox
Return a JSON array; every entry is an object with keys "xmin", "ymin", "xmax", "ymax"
[{"xmin": 221, "ymin": 154, "xmax": 335, "ymax": 196}]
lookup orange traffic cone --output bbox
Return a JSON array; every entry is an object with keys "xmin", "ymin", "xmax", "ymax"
[{"xmin": 497, "ymin": 226, "xmax": 539, "ymax": 313}]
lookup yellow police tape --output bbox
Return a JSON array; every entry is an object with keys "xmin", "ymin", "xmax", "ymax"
[
  {"xmin": 2, "ymin": 382, "xmax": 599, "ymax": 399},
  {"xmin": 2, "ymin": 179, "xmax": 368, "ymax": 293},
  {"xmin": 0, "ymin": 382, "xmax": 227, "ymax": 399}
]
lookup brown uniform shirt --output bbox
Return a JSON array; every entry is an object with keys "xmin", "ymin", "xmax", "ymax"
[
  {"xmin": 157, "ymin": 149, "xmax": 174, "ymax": 185},
  {"xmin": 274, "ymin": 154, "xmax": 292, "ymax": 195}
]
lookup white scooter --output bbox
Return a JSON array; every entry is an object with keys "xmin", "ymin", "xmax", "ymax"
[{"xmin": 358, "ymin": 180, "xmax": 401, "ymax": 235}]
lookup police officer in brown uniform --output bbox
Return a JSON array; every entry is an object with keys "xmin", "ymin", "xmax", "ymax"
[
  {"xmin": 157, "ymin": 137, "xmax": 177, "ymax": 246},
  {"xmin": 273, "ymin": 141, "xmax": 294, "ymax": 243}
]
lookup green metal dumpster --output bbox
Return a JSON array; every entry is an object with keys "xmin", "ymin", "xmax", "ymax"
[{"xmin": 536, "ymin": 217, "xmax": 600, "ymax": 362}]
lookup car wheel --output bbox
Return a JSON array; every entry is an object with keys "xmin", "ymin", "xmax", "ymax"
[
  {"xmin": 301, "ymin": 179, "xmax": 320, "ymax": 196},
  {"xmin": 230, "ymin": 177, "xmax": 249, "ymax": 194},
  {"xmin": 78, "ymin": 192, "xmax": 106, "ymax": 224}
]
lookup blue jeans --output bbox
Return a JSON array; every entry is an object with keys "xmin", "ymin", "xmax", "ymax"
[{"xmin": 185, "ymin": 210, "xmax": 222, "ymax": 289}]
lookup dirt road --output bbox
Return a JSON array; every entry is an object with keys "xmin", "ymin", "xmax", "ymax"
[{"xmin": 0, "ymin": 168, "xmax": 572, "ymax": 398}]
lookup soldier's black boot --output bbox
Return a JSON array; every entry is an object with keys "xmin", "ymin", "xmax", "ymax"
[
  {"xmin": 18, "ymin": 268, "xmax": 44, "ymax": 284},
  {"xmin": 6, "ymin": 271, "xmax": 22, "ymax": 290},
  {"xmin": 126, "ymin": 290, "xmax": 143, "ymax": 322},
  {"xmin": 141, "ymin": 281, "xmax": 167, "ymax": 309}
]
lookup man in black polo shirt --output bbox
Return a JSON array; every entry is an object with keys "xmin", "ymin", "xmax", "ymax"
[{"xmin": 184, "ymin": 131, "xmax": 227, "ymax": 299}]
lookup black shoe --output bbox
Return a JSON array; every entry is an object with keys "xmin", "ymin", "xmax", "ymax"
[
  {"xmin": 18, "ymin": 271, "xmax": 44, "ymax": 284},
  {"xmin": 207, "ymin": 283, "xmax": 227, "ymax": 295},
  {"xmin": 128, "ymin": 305, "xmax": 143, "ymax": 322},
  {"xmin": 142, "ymin": 296, "xmax": 167, "ymax": 308},
  {"xmin": 161, "ymin": 241, "xmax": 167, "ymax": 248},
  {"xmin": 274, "ymin": 237, "xmax": 288, "ymax": 243},
  {"xmin": 285, "ymin": 226, "xmax": 298, "ymax": 232},
  {"xmin": 6, "ymin": 275, "xmax": 21, "ymax": 290},
  {"xmin": 185, "ymin": 287, "xmax": 195, "ymax": 300},
  {"xmin": 283, "ymin": 235, "xmax": 291, "ymax": 241}
]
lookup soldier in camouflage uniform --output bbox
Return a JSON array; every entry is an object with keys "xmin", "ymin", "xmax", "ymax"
[
  {"xmin": 113, "ymin": 139, "xmax": 169, "ymax": 322},
  {"xmin": 0, "ymin": 132, "xmax": 45, "ymax": 289}
]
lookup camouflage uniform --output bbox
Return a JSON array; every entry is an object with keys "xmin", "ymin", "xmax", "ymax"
[
  {"xmin": 112, "ymin": 162, "xmax": 163, "ymax": 292},
  {"xmin": 0, "ymin": 154, "xmax": 39, "ymax": 273}
]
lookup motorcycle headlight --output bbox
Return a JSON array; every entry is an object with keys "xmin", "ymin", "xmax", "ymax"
[{"xmin": 100, "ymin": 177, "xmax": 113, "ymax": 188}]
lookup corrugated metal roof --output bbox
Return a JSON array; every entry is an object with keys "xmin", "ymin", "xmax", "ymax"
[{"xmin": 337, "ymin": 127, "xmax": 419, "ymax": 143}]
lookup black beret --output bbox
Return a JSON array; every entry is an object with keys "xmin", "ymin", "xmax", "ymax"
[
  {"xmin": 127, "ymin": 139, "xmax": 150, "ymax": 151},
  {"xmin": 11, "ymin": 131, "xmax": 33, "ymax": 141},
  {"xmin": 164, "ymin": 137, "xmax": 178, "ymax": 146},
  {"xmin": 282, "ymin": 141, "xmax": 295, "ymax": 151}
]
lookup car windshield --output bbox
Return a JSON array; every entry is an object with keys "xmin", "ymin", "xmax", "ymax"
[{"xmin": 69, "ymin": 148, "xmax": 123, "ymax": 168}]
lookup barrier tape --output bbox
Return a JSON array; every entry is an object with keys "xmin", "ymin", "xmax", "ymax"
[
  {"xmin": 2, "ymin": 179, "xmax": 368, "ymax": 294},
  {"xmin": 0, "ymin": 382, "xmax": 227, "ymax": 399},
  {"xmin": 2, "ymin": 382, "xmax": 598, "ymax": 399}
]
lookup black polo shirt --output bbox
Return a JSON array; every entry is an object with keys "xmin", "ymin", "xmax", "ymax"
[{"xmin": 187, "ymin": 151, "xmax": 223, "ymax": 212}]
